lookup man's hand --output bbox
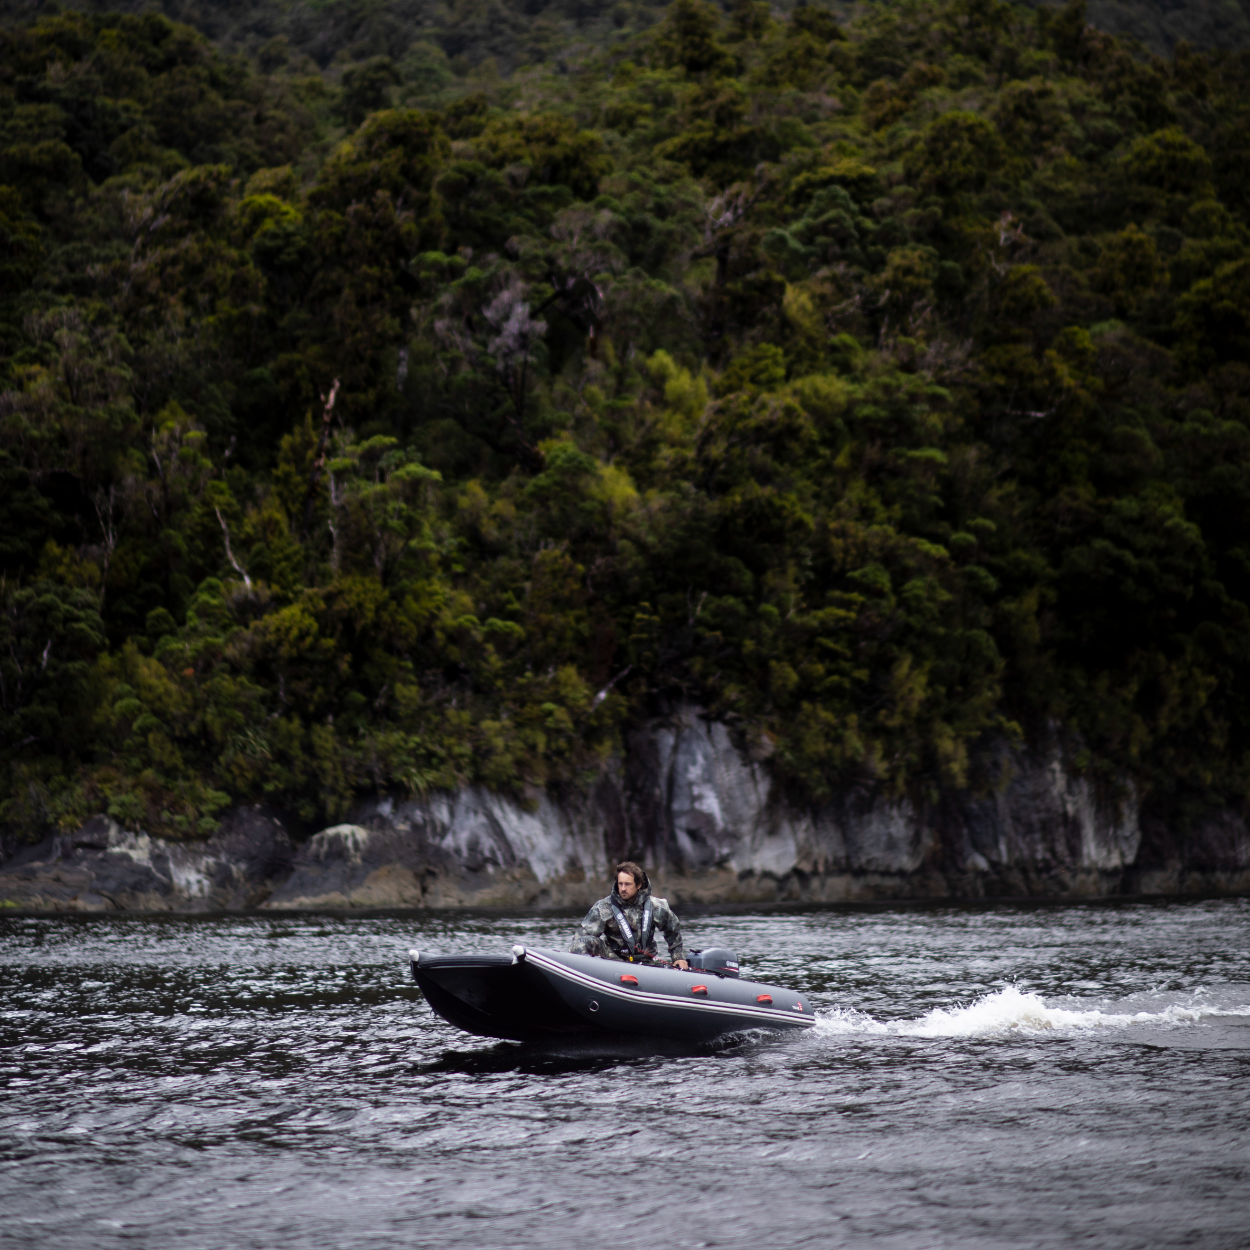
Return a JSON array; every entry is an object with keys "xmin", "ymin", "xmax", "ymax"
[{"xmin": 674, "ymin": 959, "xmax": 689, "ymax": 970}]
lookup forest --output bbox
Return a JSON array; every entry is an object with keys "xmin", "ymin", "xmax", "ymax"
[{"xmin": 1, "ymin": 0, "xmax": 1249, "ymax": 843}]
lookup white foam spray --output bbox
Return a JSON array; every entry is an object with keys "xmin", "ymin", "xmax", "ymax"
[{"xmin": 814, "ymin": 985, "xmax": 1250, "ymax": 1040}]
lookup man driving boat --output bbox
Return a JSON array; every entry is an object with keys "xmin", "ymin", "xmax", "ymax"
[{"xmin": 571, "ymin": 861, "xmax": 690, "ymax": 969}]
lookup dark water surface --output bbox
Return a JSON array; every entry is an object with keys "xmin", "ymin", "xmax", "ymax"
[{"xmin": 2, "ymin": 900, "xmax": 1249, "ymax": 1249}]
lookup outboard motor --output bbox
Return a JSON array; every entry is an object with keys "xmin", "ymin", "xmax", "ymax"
[{"xmin": 688, "ymin": 948, "xmax": 740, "ymax": 978}]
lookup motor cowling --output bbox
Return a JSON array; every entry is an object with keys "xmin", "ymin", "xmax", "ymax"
[{"xmin": 688, "ymin": 947, "xmax": 740, "ymax": 978}]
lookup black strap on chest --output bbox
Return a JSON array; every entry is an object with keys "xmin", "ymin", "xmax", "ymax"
[{"xmin": 608, "ymin": 897, "xmax": 654, "ymax": 960}]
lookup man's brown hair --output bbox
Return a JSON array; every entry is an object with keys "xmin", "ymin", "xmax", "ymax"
[{"xmin": 614, "ymin": 861, "xmax": 645, "ymax": 886}]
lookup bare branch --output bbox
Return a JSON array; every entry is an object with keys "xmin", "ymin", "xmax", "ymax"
[
  {"xmin": 215, "ymin": 507, "xmax": 252, "ymax": 589},
  {"xmin": 301, "ymin": 378, "xmax": 341, "ymax": 539},
  {"xmin": 92, "ymin": 484, "xmax": 122, "ymax": 610},
  {"xmin": 687, "ymin": 588, "xmax": 707, "ymax": 626},
  {"xmin": 593, "ymin": 665, "xmax": 632, "ymax": 706}
]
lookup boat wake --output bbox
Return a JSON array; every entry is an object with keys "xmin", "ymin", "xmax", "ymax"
[{"xmin": 814, "ymin": 984, "xmax": 1250, "ymax": 1040}]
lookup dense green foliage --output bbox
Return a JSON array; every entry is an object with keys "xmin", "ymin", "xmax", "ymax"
[
  {"xmin": 3, "ymin": 0, "xmax": 1250, "ymax": 840},
  {"xmin": 6, "ymin": 0, "xmax": 1248, "ymax": 64},
  {"xmin": 1081, "ymin": 0, "xmax": 1250, "ymax": 54}
]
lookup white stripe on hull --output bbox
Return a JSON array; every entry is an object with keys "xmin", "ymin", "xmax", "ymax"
[{"xmin": 526, "ymin": 949, "xmax": 814, "ymax": 1030}]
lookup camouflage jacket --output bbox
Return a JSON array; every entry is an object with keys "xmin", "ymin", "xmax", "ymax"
[{"xmin": 571, "ymin": 885, "xmax": 685, "ymax": 962}]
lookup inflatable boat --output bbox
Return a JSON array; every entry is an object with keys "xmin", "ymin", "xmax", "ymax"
[{"xmin": 408, "ymin": 944, "xmax": 815, "ymax": 1042}]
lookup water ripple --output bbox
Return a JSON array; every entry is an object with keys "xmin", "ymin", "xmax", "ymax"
[{"xmin": 2, "ymin": 898, "xmax": 1248, "ymax": 1249}]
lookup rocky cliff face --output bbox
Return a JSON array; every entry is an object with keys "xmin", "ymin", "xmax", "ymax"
[
  {"xmin": 0, "ymin": 807, "xmax": 293, "ymax": 912},
  {"xmin": 3, "ymin": 708, "xmax": 1248, "ymax": 911}
]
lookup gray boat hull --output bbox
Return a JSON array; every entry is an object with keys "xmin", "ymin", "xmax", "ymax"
[{"xmin": 410, "ymin": 945, "xmax": 816, "ymax": 1042}]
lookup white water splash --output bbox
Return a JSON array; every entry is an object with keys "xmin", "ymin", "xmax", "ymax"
[
  {"xmin": 814, "ymin": 985, "xmax": 1250, "ymax": 1040},
  {"xmin": 811, "ymin": 1005, "xmax": 890, "ymax": 1036}
]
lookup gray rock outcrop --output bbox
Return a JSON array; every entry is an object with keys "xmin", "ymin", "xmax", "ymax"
[
  {"xmin": 262, "ymin": 787, "xmax": 611, "ymax": 909},
  {"xmin": 2, "ymin": 707, "xmax": 1248, "ymax": 911},
  {"xmin": 0, "ymin": 807, "xmax": 293, "ymax": 911}
]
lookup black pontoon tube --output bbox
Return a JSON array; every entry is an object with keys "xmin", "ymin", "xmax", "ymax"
[{"xmin": 409, "ymin": 944, "xmax": 815, "ymax": 1043}]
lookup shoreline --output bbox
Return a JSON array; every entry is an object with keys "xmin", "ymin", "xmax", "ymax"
[{"xmin": 5, "ymin": 711, "xmax": 1249, "ymax": 915}]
